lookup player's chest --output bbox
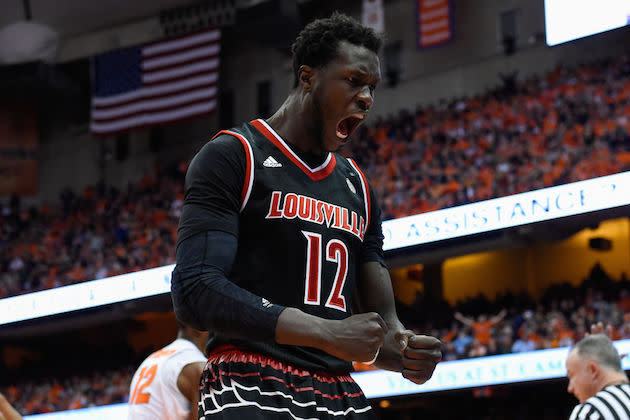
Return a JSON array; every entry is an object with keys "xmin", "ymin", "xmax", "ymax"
[{"xmin": 242, "ymin": 151, "xmax": 368, "ymax": 243}]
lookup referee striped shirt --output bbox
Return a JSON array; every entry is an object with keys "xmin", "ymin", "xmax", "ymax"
[{"xmin": 569, "ymin": 384, "xmax": 630, "ymax": 420}]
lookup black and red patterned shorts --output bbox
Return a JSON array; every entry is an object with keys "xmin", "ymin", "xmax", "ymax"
[{"xmin": 198, "ymin": 346, "xmax": 376, "ymax": 420}]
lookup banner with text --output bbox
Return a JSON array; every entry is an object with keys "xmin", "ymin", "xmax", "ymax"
[
  {"xmin": 382, "ymin": 171, "xmax": 630, "ymax": 251},
  {"xmin": 353, "ymin": 339, "xmax": 630, "ymax": 398}
]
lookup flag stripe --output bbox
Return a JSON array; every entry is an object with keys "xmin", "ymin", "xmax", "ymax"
[
  {"xmin": 420, "ymin": 8, "xmax": 448, "ymax": 21},
  {"xmin": 142, "ymin": 58, "xmax": 219, "ymax": 84},
  {"xmin": 92, "ymin": 82, "xmax": 217, "ymax": 115},
  {"xmin": 92, "ymin": 86, "xmax": 218, "ymax": 120},
  {"xmin": 142, "ymin": 43, "xmax": 220, "ymax": 70},
  {"xmin": 92, "ymin": 74, "xmax": 218, "ymax": 108},
  {"xmin": 141, "ymin": 67, "xmax": 219, "ymax": 88},
  {"xmin": 420, "ymin": 20, "xmax": 449, "ymax": 32},
  {"xmin": 91, "ymin": 100, "xmax": 217, "ymax": 134},
  {"xmin": 421, "ymin": 0, "xmax": 444, "ymax": 8},
  {"xmin": 421, "ymin": 30, "xmax": 451, "ymax": 45},
  {"xmin": 143, "ymin": 29, "xmax": 220, "ymax": 57},
  {"xmin": 91, "ymin": 28, "xmax": 220, "ymax": 135}
]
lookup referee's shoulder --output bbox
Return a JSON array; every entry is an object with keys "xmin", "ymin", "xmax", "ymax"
[
  {"xmin": 575, "ymin": 385, "xmax": 630, "ymax": 420},
  {"xmin": 571, "ymin": 401, "xmax": 602, "ymax": 420},
  {"xmin": 569, "ymin": 404, "xmax": 582, "ymax": 420}
]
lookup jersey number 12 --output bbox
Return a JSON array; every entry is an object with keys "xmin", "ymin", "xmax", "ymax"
[
  {"xmin": 130, "ymin": 364, "xmax": 157, "ymax": 404},
  {"xmin": 302, "ymin": 230, "xmax": 348, "ymax": 312}
]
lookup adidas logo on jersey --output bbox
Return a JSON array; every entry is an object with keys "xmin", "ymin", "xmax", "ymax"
[
  {"xmin": 261, "ymin": 297, "xmax": 274, "ymax": 308},
  {"xmin": 262, "ymin": 156, "xmax": 282, "ymax": 167}
]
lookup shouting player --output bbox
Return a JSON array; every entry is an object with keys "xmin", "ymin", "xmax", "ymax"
[{"xmin": 171, "ymin": 12, "xmax": 441, "ymax": 419}]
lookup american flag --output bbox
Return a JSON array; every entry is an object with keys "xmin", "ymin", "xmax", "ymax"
[
  {"xmin": 417, "ymin": 0, "xmax": 452, "ymax": 49},
  {"xmin": 90, "ymin": 28, "xmax": 220, "ymax": 135}
]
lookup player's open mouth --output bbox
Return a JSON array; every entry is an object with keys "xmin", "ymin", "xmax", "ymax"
[{"xmin": 336, "ymin": 113, "xmax": 365, "ymax": 141}]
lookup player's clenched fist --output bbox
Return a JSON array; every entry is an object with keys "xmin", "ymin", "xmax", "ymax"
[
  {"xmin": 320, "ymin": 312, "xmax": 388, "ymax": 363},
  {"xmin": 396, "ymin": 331, "xmax": 441, "ymax": 385}
]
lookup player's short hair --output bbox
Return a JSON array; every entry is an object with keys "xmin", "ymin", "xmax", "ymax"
[
  {"xmin": 574, "ymin": 334, "xmax": 623, "ymax": 372},
  {"xmin": 291, "ymin": 12, "xmax": 383, "ymax": 88}
]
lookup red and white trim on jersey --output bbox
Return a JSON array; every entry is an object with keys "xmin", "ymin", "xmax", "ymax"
[
  {"xmin": 347, "ymin": 159, "xmax": 371, "ymax": 235},
  {"xmin": 199, "ymin": 346, "xmax": 374, "ymax": 420},
  {"xmin": 251, "ymin": 119, "xmax": 337, "ymax": 181},
  {"xmin": 213, "ymin": 130, "xmax": 254, "ymax": 212}
]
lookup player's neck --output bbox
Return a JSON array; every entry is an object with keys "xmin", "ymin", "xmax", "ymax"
[{"xmin": 266, "ymin": 92, "xmax": 324, "ymax": 155}]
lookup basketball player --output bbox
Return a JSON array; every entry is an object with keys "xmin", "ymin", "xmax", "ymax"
[
  {"xmin": 0, "ymin": 393, "xmax": 22, "ymax": 420},
  {"xmin": 128, "ymin": 322, "xmax": 208, "ymax": 420},
  {"xmin": 171, "ymin": 12, "xmax": 441, "ymax": 419},
  {"xmin": 566, "ymin": 334, "xmax": 630, "ymax": 420}
]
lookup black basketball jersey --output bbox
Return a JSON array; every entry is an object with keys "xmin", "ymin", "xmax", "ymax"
[{"xmin": 207, "ymin": 119, "xmax": 384, "ymax": 372}]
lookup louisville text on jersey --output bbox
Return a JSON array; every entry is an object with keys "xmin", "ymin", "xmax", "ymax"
[{"xmin": 266, "ymin": 191, "xmax": 366, "ymax": 240}]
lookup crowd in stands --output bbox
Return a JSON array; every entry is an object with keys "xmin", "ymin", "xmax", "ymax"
[
  {"xmin": 1, "ymin": 366, "xmax": 133, "ymax": 415},
  {"xmin": 3, "ymin": 263, "xmax": 630, "ymax": 415},
  {"xmin": 351, "ymin": 55, "xmax": 630, "ymax": 219},
  {"xmin": 1, "ymin": 55, "xmax": 630, "ymax": 415},
  {"xmin": 0, "ymin": 164, "xmax": 186, "ymax": 299},
  {"xmin": 1, "ymin": 56, "xmax": 629, "ymax": 298},
  {"xmin": 398, "ymin": 263, "xmax": 630, "ymax": 363}
]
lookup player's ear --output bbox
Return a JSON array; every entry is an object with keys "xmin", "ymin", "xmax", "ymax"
[{"xmin": 298, "ymin": 65, "xmax": 315, "ymax": 92}]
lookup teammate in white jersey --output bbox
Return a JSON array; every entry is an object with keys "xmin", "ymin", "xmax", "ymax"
[{"xmin": 128, "ymin": 322, "xmax": 208, "ymax": 420}]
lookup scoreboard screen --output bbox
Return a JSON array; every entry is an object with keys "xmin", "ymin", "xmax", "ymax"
[{"xmin": 545, "ymin": 0, "xmax": 630, "ymax": 46}]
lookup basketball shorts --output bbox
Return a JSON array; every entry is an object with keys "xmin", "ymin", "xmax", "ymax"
[{"xmin": 198, "ymin": 345, "xmax": 376, "ymax": 420}]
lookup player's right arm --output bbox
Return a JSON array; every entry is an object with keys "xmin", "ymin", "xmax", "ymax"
[
  {"xmin": 172, "ymin": 134, "xmax": 385, "ymax": 362},
  {"xmin": 172, "ymin": 135, "xmax": 286, "ymax": 342}
]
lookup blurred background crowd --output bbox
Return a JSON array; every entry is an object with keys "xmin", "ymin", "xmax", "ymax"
[
  {"xmin": 3, "ymin": 262, "xmax": 629, "ymax": 415},
  {"xmin": 2, "ymin": 57, "xmax": 629, "ymax": 299},
  {"xmin": 1, "ymin": 1, "xmax": 630, "ymax": 416}
]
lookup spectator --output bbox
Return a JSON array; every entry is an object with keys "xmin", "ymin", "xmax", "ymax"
[
  {"xmin": 512, "ymin": 328, "xmax": 537, "ymax": 353},
  {"xmin": 454, "ymin": 309, "xmax": 507, "ymax": 347}
]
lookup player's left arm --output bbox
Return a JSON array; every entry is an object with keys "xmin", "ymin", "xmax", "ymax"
[{"xmin": 355, "ymin": 186, "xmax": 441, "ymax": 384}]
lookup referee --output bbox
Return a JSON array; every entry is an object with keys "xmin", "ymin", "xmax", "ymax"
[{"xmin": 566, "ymin": 333, "xmax": 630, "ymax": 420}]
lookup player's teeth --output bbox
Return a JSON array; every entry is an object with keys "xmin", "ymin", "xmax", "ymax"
[{"xmin": 336, "ymin": 129, "xmax": 348, "ymax": 139}]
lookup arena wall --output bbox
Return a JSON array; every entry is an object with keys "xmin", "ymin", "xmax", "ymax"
[{"xmin": 13, "ymin": 0, "xmax": 630, "ymax": 205}]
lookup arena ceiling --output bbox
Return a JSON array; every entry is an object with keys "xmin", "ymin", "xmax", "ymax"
[{"xmin": 0, "ymin": 0, "xmax": 224, "ymax": 38}]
